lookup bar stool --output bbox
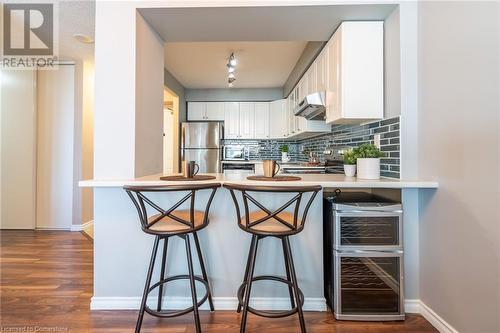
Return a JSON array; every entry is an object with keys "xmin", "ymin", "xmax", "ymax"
[
  {"xmin": 224, "ymin": 183, "xmax": 322, "ymax": 333},
  {"xmin": 124, "ymin": 183, "xmax": 221, "ymax": 333}
]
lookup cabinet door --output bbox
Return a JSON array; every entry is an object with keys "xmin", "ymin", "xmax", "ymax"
[
  {"xmin": 326, "ymin": 30, "xmax": 341, "ymax": 124},
  {"xmin": 253, "ymin": 102, "xmax": 270, "ymax": 139},
  {"xmin": 269, "ymin": 100, "xmax": 287, "ymax": 139},
  {"xmin": 187, "ymin": 102, "xmax": 206, "ymax": 121},
  {"xmin": 307, "ymin": 63, "xmax": 317, "ymax": 94},
  {"xmin": 223, "ymin": 102, "xmax": 239, "ymax": 139},
  {"xmin": 316, "ymin": 48, "xmax": 328, "ymax": 92},
  {"xmin": 288, "ymin": 92, "xmax": 297, "ymax": 136},
  {"xmin": 298, "ymin": 77, "xmax": 307, "ymax": 102},
  {"xmin": 239, "ymin": 102, "xmax": 255, "ymax": 139},
  {"xmin": 206, "ymin": 102, "xmax": 225, "ymax": 120}
]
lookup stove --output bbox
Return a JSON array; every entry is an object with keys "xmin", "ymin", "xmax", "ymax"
[{"xmin": 323, "ymin": 146, "xmax": 353, "ymax": 174}]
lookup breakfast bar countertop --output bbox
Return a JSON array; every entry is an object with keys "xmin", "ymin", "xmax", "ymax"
[{"xmin": 79, "ymin": 173, "xmax": 438, "ymax": 189}]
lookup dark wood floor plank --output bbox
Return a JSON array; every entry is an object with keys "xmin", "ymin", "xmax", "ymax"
[{"xmin": 0, "ymin": 230, "xmax": 438, "ymax": 333}]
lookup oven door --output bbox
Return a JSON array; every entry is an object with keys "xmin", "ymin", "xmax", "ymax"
[
  {"xmin": 333, "ymin": 211, "xmax": 403, "ymax": 251},
  {"xmin": 333, "ymin": 250, "xmax": 405, "ymax": 321}
]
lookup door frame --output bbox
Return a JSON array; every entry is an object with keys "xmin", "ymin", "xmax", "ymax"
[{"xmin": 163, "ymin": 86, "xmax": 179, "ymax": 173}]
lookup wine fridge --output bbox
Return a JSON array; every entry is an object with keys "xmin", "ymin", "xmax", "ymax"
[{"xmin": 323, "ymin": 191, "xmax": 405, "ymax": 321}]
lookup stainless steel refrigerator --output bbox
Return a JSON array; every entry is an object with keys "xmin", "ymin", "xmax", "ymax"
[{"xmin": 181, "ymin": 122, "xmax": 223, "ymax": 173}]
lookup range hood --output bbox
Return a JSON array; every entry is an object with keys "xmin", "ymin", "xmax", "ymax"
[{"xmin": 294, "ymin": 91, "xmax": 326, "ymax": 120}]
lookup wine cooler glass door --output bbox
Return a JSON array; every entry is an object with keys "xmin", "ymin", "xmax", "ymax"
[
  {"xmin": 334, "ymin": 212, "xmax": 402, "ymax": 250},
  {"xmin": 334, "ymin": 251, "xmax": 404, "ymax": 320}
]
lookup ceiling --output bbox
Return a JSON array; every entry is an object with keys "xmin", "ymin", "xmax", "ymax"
[
  {"xmin": 58, "ymin": 0, "xmax": 95, "ymax": 63},
  {"xmin": 139, "ymin": 4, "xmax": 397, "ymax": 42},
  {"xmin": 144, "ymin": 4, "xmax": 396, "ymax": 89},
  {"xmin": 165, "ymin": 41, "xmax": 307, "ymax": 89}
]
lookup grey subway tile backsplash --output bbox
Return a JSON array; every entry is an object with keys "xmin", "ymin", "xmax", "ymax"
[{"xmin": 223, "ymin": 116, "xmax": 401, "ymax": 179}]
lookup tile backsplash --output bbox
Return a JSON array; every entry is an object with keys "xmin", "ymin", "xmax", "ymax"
[{"xmin": 223, "ymin": 116, "xmax": 400, "ymax": 179}]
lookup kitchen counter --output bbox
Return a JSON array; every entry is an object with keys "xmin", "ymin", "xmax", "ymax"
[
  {"xmin": 81, "ymin": 173, "xmax": 437, "ymax": 312},
  {"xmin": 79, "ymin": 172, "xmax": 438, "ymax": 188}
]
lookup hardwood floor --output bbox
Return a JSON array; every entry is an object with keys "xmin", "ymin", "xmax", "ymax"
[{"xmin": 0, "ymin": 230, "xmax": 438, "ymax": 333}]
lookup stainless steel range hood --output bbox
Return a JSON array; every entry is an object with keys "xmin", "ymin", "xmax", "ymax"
[{"xmin": 294, "ymin": 91, "xmax": 326, "ymax": 120}]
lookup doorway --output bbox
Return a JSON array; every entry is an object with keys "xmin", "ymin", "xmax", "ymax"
[{"xmin": 163, "ymin": 87, "xmax": 179, "ymax": 174}]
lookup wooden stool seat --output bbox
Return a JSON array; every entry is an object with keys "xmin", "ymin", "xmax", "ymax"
[
  {"xmin": 148, "ymin": 210, "xmax": 205, "ymax": 233},
  {"xmin": 239, "ymin": 211, "xmax": 296, "ymax": 233}
]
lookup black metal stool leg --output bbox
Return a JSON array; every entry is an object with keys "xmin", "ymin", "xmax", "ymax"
[
  {"xmin": 240, "ymin": 235, "xmax": 259, "ymax": 333},
  {"xmin": 136, "ymin": 236, "xmax": 160, "ymax": 333},
  {"xmin": 237, "ymin": 235, "xmax": 256, "ymax": 313},
  {"xmin": 193, "ymin": 232, "xmax": 215, "ymax": 312},
  {"xmin": 284, "ymin": 237, "xmax": 307, "ymax": 333},
  {"xmin": 157, "ymin": 237, "xmax": 169, "ymax": 312},
  {"xmin": 185, "ymin": 234, "xmax": 202, "ymax": 333},
  {"xmin": 282, "ymin": 238, "xmax": 296, "ymax": 309}
]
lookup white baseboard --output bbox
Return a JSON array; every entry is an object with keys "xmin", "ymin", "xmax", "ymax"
[
  {"xmin": 404, "ymin": 299, "xmax": 458, "ymax": 333},
  {"xmin": 91, "ymin": 297, "xmax": 458, "ymax": 333},
  {"xmin": 71, "ymin": 220, "xmax": 93, "ymax": 232},
  {"xmin": 90, "ymin": 296, "xmax": 326, "ymax": 312},
  {"xmin": 418, "ymin": 300, "xmax": 459, "ymax": 333},
  {"xmin": 404, "ymin": 299, "xmax": 421, "ymax": 313}
]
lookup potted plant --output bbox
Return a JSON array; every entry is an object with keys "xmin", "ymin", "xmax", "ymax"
[
  {"xmin": 280, "ymin": 144, "xmax": 290, "ymax": 163},
  {"xmin": 353, "ymin": 143, "xmax": 385, "ymax": 179},
  {"xmin": 343, "ymin": 149, "xmax": 357, "ymax": 177}
]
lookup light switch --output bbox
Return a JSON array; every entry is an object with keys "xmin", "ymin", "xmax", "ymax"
[{"xmin": 374, "ymin": 134, "xmax": 381, "ymax": 149}]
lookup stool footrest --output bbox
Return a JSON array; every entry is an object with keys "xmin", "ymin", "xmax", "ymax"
[
  {"xmin": 145, "ymin": 274, "xmax": 209, "ymax": 318},
  {"xmin": 237, "ymin": 275, "xmax": 305, "ymax": 318}
]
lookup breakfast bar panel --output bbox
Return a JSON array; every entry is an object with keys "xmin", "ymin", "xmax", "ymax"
[{"xmin": 91, "ymin": 186, "xmax": 325, "ymax": 310}]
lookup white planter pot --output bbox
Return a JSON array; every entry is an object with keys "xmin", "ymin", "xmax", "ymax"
[
  {"xmin": 281, "ymin": 152, "xmax": 290, "ymax": 163},
  {"xmin": 344, "ymin": 164, "xmax": 356, "ymax": 177},
  {"xmin": 356, "ymin": 158, "xmax": 381, "ymax": 180}
]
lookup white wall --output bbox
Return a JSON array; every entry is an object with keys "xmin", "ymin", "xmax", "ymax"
[
  {"xmin": 82, "ymin": 61, "xmax": 95, "ymax": 225},
  {"xmin": 164, "ymin": 69, "xmax": 186, "ymax": 122},
  {"xmin": 135, "ymin": 13, "xmax": 165, "ymax": 178},
  {"xmin": 417, "ymin": 2, "xmax": 500, "ymax": 332},
  {"xmin": 185, "ymin": 88, "xmax": 283, "ymax": 102},
  {"xmin": 94, "ymin": 2, "xmax": 137, "ymax": 179},
  {"xmin": 0, "ymin": 69, "xmax": 37, "ymax": 229}
]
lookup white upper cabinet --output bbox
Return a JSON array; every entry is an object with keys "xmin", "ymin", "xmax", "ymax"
[
  {"xmin": 187, "ymin": 102, "xmax": 206, "ymax": 121},
  {"xmin": 269, "ymin": 100, "xmax": 287, "ymax": 139},
  {"xmin": 325, "ymin": 21, "xmax": 384, "ymax": 124},
  {"xmin": 223, "ymin": 102, "xmax": 239, "ymax": 139},
  {"xmin": 188, "ymin": 102, "xmax": 225, "ymax": 121},
  {"xmin": 238, "ymin": 102, "xmax": 255, "ymax": 139},
  {"xmin": 316, "ymin": 48, "xmax": 328, "ymax": 92},
  {"xmin": 205, "ymin": 102, "xmax": 225, "ymax": 120},
  {"xmin": 254, "ymin": 102, "xmax": 270, "ymax": 139},
  {"xmin": 306, "ymin": 63, "xmax": 317, "ymax": 95}
]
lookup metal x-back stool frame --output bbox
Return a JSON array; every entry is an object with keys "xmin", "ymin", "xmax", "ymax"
[
  {"xmin": 125, "ymin": 183, "xmax": 221, "ymax": 333},
  {"xmin": 224, "ymin": 183, "xmax": 322, "ymax": 333}
]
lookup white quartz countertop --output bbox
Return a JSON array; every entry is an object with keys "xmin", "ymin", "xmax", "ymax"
[{"xmin": 79, "ymin": 173, "xmax": 438, "ymax": 189}]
